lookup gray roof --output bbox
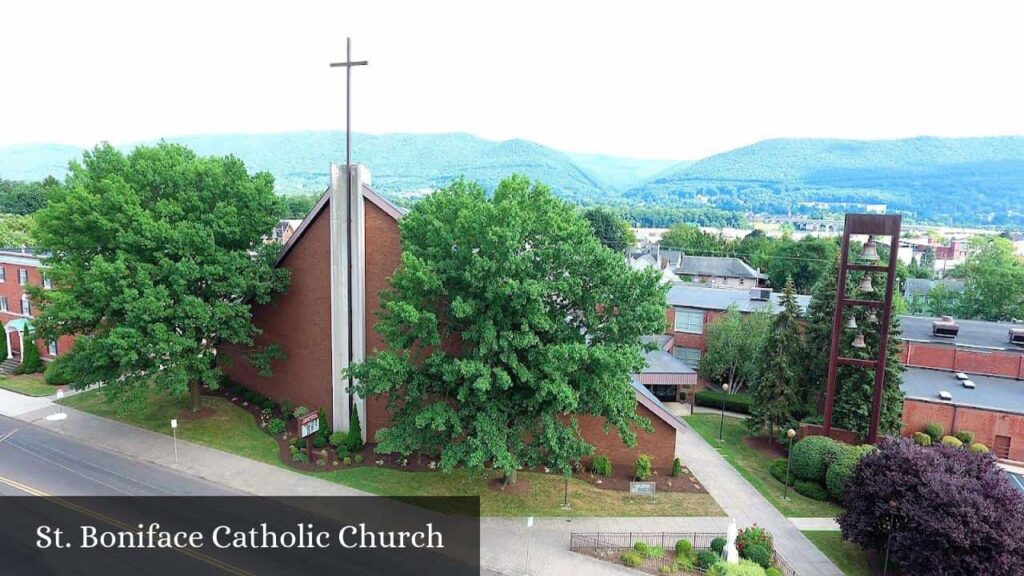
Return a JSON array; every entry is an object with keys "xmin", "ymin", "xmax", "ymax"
[
  {"xmin": 630, "ymin": 377, "xmax": 686, "ymax": 432},
  {"xmin": 902, "ymin": 367, "xmax": 1024, "ymax": 415},
  {"xmin": 641, "ymin": 349, "xmax": 696, "ymax": 375},
  {"xmin": 676, "ymin": 255, "xmax": 766, "ymax": 280},
  {"xmin": 903, "ymin": 278, "xmax": 964, "ymax": 299},
  {"xmin": 899, "ymin": 315, "xmax": 1024, "ymax": 354},
  {"xmin": 665, "ymin": 283, "xmax": 811, "ymax": 315}
]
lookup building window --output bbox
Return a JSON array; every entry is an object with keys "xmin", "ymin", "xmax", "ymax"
[
  {"xmin": 0, "ymin": 296, "xmax": 7, "ymax": 312},
  {"xmin": 673, "ymin": 346, "xmax": 702, "ymax": 368},
  {"xmin": 43, "ymin": 275, "xmax": 52, "ymax": 290},
  {"xmin": 18, "ymin": 268, "xmax": 28, "ymax": 285},
  {"xmin": 673, "ymin": 308, "xmax": 704, "ymax": 334},
  {"xmin": 47, "ymin": 341, "xmax": 58, "ymax": 356},
  {"xmin": 21, "ymin": 295, "xmax": 31, "ymax": 317},
  {"xmin": 0, "ymin": 267, "xmax": 5, "ymax": 283}
]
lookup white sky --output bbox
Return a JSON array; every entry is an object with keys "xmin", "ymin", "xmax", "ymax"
[{"xmin": 3, "ymin": 1, "xmax": 1024, "ymax": 160}]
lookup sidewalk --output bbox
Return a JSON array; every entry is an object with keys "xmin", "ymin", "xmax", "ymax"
[
  {"xmin": 674, "ymin": 426, "xmax": 843, "ymax": 575},
  {"xmin": 789, "ymin": 518, "xmax": 841, "ymax": 531},
  {"xmin": 663, "ymin": 401, "xmax": 749, "ymax": 420},
  {"xmin": 0, "ymin": 386, "xmax": 54, "ymax": 417}
]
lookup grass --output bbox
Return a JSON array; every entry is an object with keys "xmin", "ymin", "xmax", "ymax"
[
  {"xmin": 803, "ymin": 531, "xmax": 874, "ymax": 576},
  {"xmin": 60, "ymin": 387, "xmax": 724, "ymax": 517},
  {"xmin": 0, "ymin": 373, "xmax": 59, "ymax": 397},
  {"xmin": 684, "ymin": 414, "xmax": 842, "ymax": 518}
]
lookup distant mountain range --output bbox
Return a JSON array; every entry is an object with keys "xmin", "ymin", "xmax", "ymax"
[{"xmin": 3, "ymin": 132, "xmax": 1024, "ymax": 226}]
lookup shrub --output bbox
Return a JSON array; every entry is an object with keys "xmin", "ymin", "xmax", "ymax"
[
  {"xmin": 710, "ymin": 537, "xmax": 727, "ymax": 555},
  {"xmin": 769, "ymin": 458, "xmax": 794, "ymax": 486},
  {"xmin": 591, "ymin": 455, "xmax": 612, "ymax": 477},
  {"xmin": 292, "ymin": 451, "xmax": 308, "ymax": 464},
  {"xmin": 674, "ymin": 539, "xmax": 693, "ymax": 558},
  {"xmin": 912, "ymin": 431, "xmax": 932, "ymax": 447},
  {"xmin": 317, "ymin": 406, "xmax": 331, "ymax": 435},
  {"xmin": 329, "ymin": 431, "xmax": 346, "ymax": 448},
  {"xmin": 231, "ymin": 384, "xmax": 245, "ymax": 396},
  {"xmin": 941, "ymin": 435, "xmax": 963, "ymax": 449},
  {"xmin": 970, "ymin": 443, "xmax": 990, "ymax": 454},
  {"xmin": 671, "ymin": 457, "xmax": 683, "ymax": 478},
  {"xmin": 281, "ymin": 400, "xmax": 294, "ymax": 420},
  {"xmin": 826, "ymin": 444, "xmax": 876, "ymax": 502},
  {"xmin": 923, "ymin": 422, "xmax": 944, "ymax": 443},
  {"xmin": 736, "ymin": 525, "xmax": 774, "ymax": 557},
  {"xmin": 765, "ymin": 569, "xmax": 782, "ymax": 576},
  {"xmin": 313, "ymin": 435, "xmax": 327, "ymax": 449},
  {"xmin": 708, "ymin": 559, "xmax": 767, "ymax": 576},
  {"xmin": 634, "ymin": 454, "xmax": 652, "ymax": 481},
  {"xmin": 838, "ymin": 438, "xmax": 1024, "ymax": 575},
  {"xmin": 697, "ymin": 550, "xmax": 719, "ymax": 570},
  {"xmin": 633, "ymin": 541, "xmax": 664, "ymax": 559},
  {"xmin": 293, "ymin": 406, "xmax": 310, "ymax": 419},
  {"xmin": 620, "ymin": 550, "xmax": 644, "ymax": 568},
  {"xmin": 336, "ymin": 447, "xmax": 350, "ymax": 459},
  {"xmin": 743, "ymin": 544, "xmax": 772, "ymax": 569},
  {"xmin": 694, "ymin": 389, "xmax": 753, "ymax": 414},
  {"xmin": 346, "ymin": 406, "xmax": 364, "ymax": 452},
  {"xmin": 261, "ymin": 398, "xmax": 276, "ymax": 411},
  {"xmin": 955, "ymin": 430, "xmax": 976, "ymax": 446},
  {"xmin": 343, "ymin": 456, "xmax": 352, "ymax": 465},
  {"xmin": 43, "ymin": 354, "xmax": 74, "ymax": 385},
  {"xmin": 267, "ymin": 418, "xmax": 286, "ymax": 435},
  {"xmin": 354, "ymin": 454, "xmax": 363, "ymax": 464},
  {"xmin": 20, "ymin": 327, "xmax": 43, "ymax": 374},
  {"xmin": 794, "ymin": 479, "xmax": 830, "ymax": 501},
  {"xmin": 789, "ymin": 436, "xmax": 836, "ymax": 482}
]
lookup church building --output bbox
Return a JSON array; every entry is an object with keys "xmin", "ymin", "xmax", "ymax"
[{"xmin": 221, "ymin": 164, "xmax": 683, "ymax": 467}]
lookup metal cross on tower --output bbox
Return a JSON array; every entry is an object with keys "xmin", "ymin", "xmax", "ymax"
[{"xmin": 329, "ymin": 38, "xmax": 368, "ymax": 422}]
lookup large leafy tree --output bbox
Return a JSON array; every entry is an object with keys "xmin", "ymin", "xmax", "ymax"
[
  {"xmin": 839, "ymin": 439, "xmax": 1024, "ymax": 576},
  {"xmin": 956, "ymin": 236, "xmax": 1024, "ymax": 321},
  {"xmin": 347, "ymin": 176, "xmax": 667, "ymax": 483},
  {"xmin": 748, "ymin": 277, "xmax": 804, "ymax": 439},
  {"xmin": 582, "ymin": 207, "xmax": 634, "ymax": 254},
  {"xmin": 30, "ymin": 143, "xmax": 289, "ymax": 412},
  {"xmin": 766, "ymin": 236, "xmax": 838, "ymax": 292},
  {"xmin": 697, "ymin": 307, "xmax": 770, "ymax": 394},
  {"xmin": 659, "ymin": 223, "xmax": 728, "ymax": 256}
]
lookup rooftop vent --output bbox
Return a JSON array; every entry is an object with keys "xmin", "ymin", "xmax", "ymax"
[
  {"xmin": 749, "ymin": 288, "xmax": 772, "ymax": 302},
  {"xmin": 962, "ymin": 380, "xmax": 976, "ymax": 389},
  {"xmin": 1009, "ymin": 327, "xmax": 1024, "ymax": 346},
  {"xmin": 938, "ymin": 390, "xmax": 953, "ymax": 401},
  {"xmin": 932, "ymin": 316, "xmax": 960, "ymax": 339},
  {"xmin": 955, "ymin": 372, "xmax": 969, "ymax": 380}
]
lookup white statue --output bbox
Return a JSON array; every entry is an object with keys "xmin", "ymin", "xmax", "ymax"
[{"xmin": 724, "ymin": 519, "xmax": 740, "ymax": 564}]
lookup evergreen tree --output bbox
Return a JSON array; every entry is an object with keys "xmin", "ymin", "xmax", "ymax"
[
  {"xmin": 20, "ymin": 326, "xmax": 43, "ymax": 374},
  {"xmin": 748, "ymin": 277, "xmax": 803, "ymax": 440},
  {"xmin": 346, "ymin": 404, "xmax": 364, "ymax": 452},
  {"xmin": 803, "ymin": 259, "xmax": 840, "ymax": 407}
]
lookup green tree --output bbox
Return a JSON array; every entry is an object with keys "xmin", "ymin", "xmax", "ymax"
[
  {"xmin": 748, "ymin": 278, "xmax": 803, "ymax": 440},
  {"xmin": 926, "ymin": 283, "xmax": 961, "ymax": 317},
  {"xmin": 735, "ymin": 229, "xmax": 779, "ymax": 271},
  {"xmin": 697, "ymin": 307, "xmax": 770, "ymax": 394},
  {"xmin": 956, "ymin": 237, "xmax": 1024, "ymax": 321},
  {"xmin": 766, "ymin": 236, "xmax": 838, "ymax": 292},
  {"xmin": 281, "ymin": 193, "xmax": 319, "ymax": 219},
  {"xmin": 29, "ymin": 143, "xmax": 290, "ymax": 412},
  {"xmin": 660, "ymin": 223, "xmax": 729, "ymax": 256},
  {"xmin": 582, "ymin": 207, "xmax": 634, "ymax": 254},
  {"xmin": 346, "ymin": 176, "xmax": 667, "ymax": 483},
  {"xmin": 0, "ymin": 214, "xmax": 34, "ymax": 249},
  {"xmin": 20, "ymin": 326, "xmax": 43, "ymax": 374}
]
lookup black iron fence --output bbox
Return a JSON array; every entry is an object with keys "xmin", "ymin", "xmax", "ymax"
[{"xmin": 569, "ymin": 531, "xmax": 801, "ymax": 576}]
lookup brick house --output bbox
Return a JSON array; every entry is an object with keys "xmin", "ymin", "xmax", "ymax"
[
  {"xmin": 221, "ymin": 164, "xmax": 684, "ymax": 467},
  {"xmin": 0, "ymin": 249, "xmax": 75, "ymax": 366}
]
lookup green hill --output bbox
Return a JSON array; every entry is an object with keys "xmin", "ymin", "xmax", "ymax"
[{"xmin": 626, "ymin": 136, "xmax": 1024, "ymax": 226}]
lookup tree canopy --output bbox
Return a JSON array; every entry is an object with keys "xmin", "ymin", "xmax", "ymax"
[
  {"xmin": 582, "ymin": 207, "xmax": 635, "ymax": 254},
  {"xmin": 697, "ymin": 307, "xmax": 769, "ymax": 394},
  {"xmin": 347, "ymin": 176, "xmax": 667, "ymax": 482},
  {"xmin": 839, "ymin": 439, "xmax": 1024, "ymax": 576},
  {"xmin": 766, "ymin": 236, "xmax": 838, "ymax": 293},
  {"xmin": 30, "ymin": 143, "xmax": 289, "ymax": 411},
  {"xmin": 748, "ymin": 277, "xmax": 804, "ymax": 439},
  {"xmin": 659, "ymin": 223, "xmax": 726, "ymax": 256},
  {"xmin": 0, "ymin": 177, "xmax": 58, "ymax": 215},
  {"xmin": 955, "ymin": 236, "xmax": 1024, "ymax": 321}
]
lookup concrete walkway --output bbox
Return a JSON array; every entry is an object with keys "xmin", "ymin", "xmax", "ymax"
[
  {"xmin": 663, "ymin": 401, "xmax": 749, "ymax": 420},
  {"xmin": 0, "ymin": 386, "xmax": 54, "ymax": 417},
  {"xmin": 674, "ymin": 426, "xmax": 843, "ymax": 575},
  {"xmin": 789, "ymin": 518, "xmax": 841, "ymax": 531}
]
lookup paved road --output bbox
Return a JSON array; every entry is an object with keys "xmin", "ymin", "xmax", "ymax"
[{"xmin": 0, "ymin": 414, "xmax": 237, "ymax": 496}]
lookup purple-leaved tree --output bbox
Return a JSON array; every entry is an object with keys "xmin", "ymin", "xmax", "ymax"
[{"xmin": 838, "ymin": 438, "xmax": 1024, "ymax": 575}]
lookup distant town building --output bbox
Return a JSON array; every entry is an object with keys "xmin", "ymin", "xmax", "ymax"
[{"xmin": 270, "ymin": 219, "xmax": 303, "ymax": 244}]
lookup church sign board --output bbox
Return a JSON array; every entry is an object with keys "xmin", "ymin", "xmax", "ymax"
[
  {"xmin": 298, "ymin": 412, "xmax": 320, "ymax": 438},
  {"xmin": 629, "ymin": 482, "xmax": 656, "ymax": 497}
]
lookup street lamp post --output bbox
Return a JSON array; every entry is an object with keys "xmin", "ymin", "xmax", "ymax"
[
  {"xmin": 784, "ymin": 428, "xmax": 796, "ymax": 500},
  {"xmin": 719, "ymin": 383, "xmax": 730, "ymax": 441}
]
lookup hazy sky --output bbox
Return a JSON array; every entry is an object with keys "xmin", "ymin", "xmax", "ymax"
[{"xmin": 3, "ymin": 1, "xmax": 1024, "ymax": 159}]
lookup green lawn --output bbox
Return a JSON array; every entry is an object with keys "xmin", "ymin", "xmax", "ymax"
[
  {"xmin": 0, "ymin": 373, "xmax": 60, "ymax": 397},
  {"xmin": 61, "ymin": 387, "xmax": 724, "ymax": 517},
  {"xmin": 684, "ymin": 414, "xmax": 842, "ymax": 518},
  {"xmin": 803, "ymin": 531, "xmax": 874, "ymax": 576}
]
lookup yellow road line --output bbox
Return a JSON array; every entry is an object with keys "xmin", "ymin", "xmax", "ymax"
[{"xmin": 0, "ymin": 474, "xmax": 252, "ymax": 576}]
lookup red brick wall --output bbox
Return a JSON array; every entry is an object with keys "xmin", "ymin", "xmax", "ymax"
[
  {"xmin": 665, "ymin": 308, "xmax": 724, "ymax": 391},
  {"xmin": 220, "ymin": 206, "xmax": 334, "ymax": 420},
  {"xmin": 903, "ymin": 341, "xmax": 1024, "ymax": 380},
  {"xmin": 362, "ymin": 200, "xmax": 402, "ymax": 440},
  {"xmin": 579, "ymin": 403, "xmax": 677, "ymax": 468},
  {"xmin": 0, "ymin": 260, "xmax": 76, "ymax": 361},
  {"xmin": 902, "ymin": 399, "xmax": 1024, "ymax": 462}
]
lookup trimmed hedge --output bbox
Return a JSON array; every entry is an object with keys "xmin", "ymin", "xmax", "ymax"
[
  {"xmin": 923, "ymin": 422, "xmax": 944, "ymax": 443},
  {"xmin": 743, "ymin": 544, "xmax": 772, "ymax": 569},
  {"xmin": 694, "ymin": 389, "xmax": 753, "ymax": 414},
  {"xmin": 794, "ymin": 479, "xmax": 830, "ymax": 501},
  {"xmin": 769, "ymin": 458, "xmax": 795, "ymax": 486},
  {"xmin": 711, "ymin": 537, "xmax": 726, "ymax": 555},
  {"xmin": 970, "ymin": 443, "xmax": 990, "ymax": 454},
  {"xmin": 912, "ymin": 431, "xmax": 932, "ymax": 446},
  {"xmin": 954, "ymin": 430, "xmax": 975, "ymax": 445},
  {"xmin": 789, "ymin": 435, "xmax": 837, "ymax": 482},
  {"xmin": 697, "ymin": 550, "xmax": 719, "ymax": 570},
  {"xmin": 825, "ymin": 444, "xmax": 876, "ymax": 502},
  {"xmin": 941, "ymin": 435, "xmax": 963, "ymax": 449}
]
